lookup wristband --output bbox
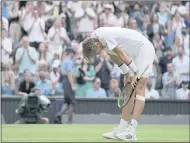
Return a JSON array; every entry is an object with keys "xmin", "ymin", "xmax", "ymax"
[
  {"xmin": 119, "ymin": 63, "xmax": 129, "ymax": 74},
  {"xmin": 128, "ymin": 61, "xmax": 138, "ymax": 73}
]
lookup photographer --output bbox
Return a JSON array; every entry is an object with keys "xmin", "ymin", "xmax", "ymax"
[
  {"xmin": 15, "ymin": 87, "xmax": 51, "ymax": 124},
  {"xmin": 74, "ymin": 58, "xmax": 96, "ymax": 97}
]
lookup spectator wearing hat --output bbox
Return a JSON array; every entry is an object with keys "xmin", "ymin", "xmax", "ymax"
[
  {"xmin": 36, "ymin": 71, "xmax": 55, "ymax": 96},
  {"xmin": 99, "ymin": 4, "xmax": 116, "ymax": 27},
  {"xmin": 50, "ymin": 60, "xmax": 62, "ymax": 95},
  {"xmin": 176, "ymin": 81, "xmax": 190, "ymax": 100}
]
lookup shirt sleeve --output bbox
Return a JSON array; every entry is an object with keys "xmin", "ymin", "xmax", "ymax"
[
  {"xmin": 65, "ymin": 60, "xmax": 73, "ymax": 73},
  {"xmin": 104, "ymin": 35, "xmax": 118, "ymax": 51}
]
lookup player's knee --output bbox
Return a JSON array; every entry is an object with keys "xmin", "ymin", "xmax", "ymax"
[{"xmin": 136, "ymin": 82, "xmax": 146, "ymax": 94}]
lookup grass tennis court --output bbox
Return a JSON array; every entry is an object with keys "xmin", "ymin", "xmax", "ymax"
[{"xmin": 2, "ymin": 124, "xmax": 189, "ymax": 142}]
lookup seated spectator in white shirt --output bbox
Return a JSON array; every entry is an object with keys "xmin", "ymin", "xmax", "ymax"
[
  {"xmin": 48, "ymin": 18, "xmax": 70, "ymax": 57},
  {"xmin": 15, "ymin": 36, "xmax": 37, "ymax": 84},
  {"xmin": 176, "ymin": 81, "xmax": 189, "ymax": 100},
  {"xmin": 145, "ymin": 80, "xmax": 160, "ymax": 99},
  {"xmin": 1, "ymin": 29, "xmax": 13, "ymax": 67},
  {"xmin": 172, "ymin": 47, "xmax": 189, "ymax": 84},
  {"xmin": 86, "ymin": 78, "xmax": 107, "ymax": 98},
  {"xmin": 25, "ymin": 10, "xmax": 46, "ymax": 50}
]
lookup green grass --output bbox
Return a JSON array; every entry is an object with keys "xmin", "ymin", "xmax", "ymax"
[{"xmin": 2, "ymin": 124, "xmax": 189, "ymax": 142}]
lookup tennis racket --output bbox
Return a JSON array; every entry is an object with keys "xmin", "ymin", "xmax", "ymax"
[{"xmin": 118, "ymin": 65, "xmax": 150, "ymax": 108}]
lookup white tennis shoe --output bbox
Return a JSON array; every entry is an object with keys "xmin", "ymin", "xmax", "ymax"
[
  {"xmin": 115, "ymin": 127, "xmax": 137, "ymax": 141},
  {"xmin": 102, "ymin": 125, "xmax": 127, "ymax": 139}
]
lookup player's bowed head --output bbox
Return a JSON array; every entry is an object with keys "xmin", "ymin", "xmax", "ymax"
[{"xmin": 82, "ymin": 37, "xmax": 102, "ymax": 63}]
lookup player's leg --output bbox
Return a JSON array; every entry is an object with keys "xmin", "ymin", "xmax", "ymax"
[
  {"xmin": 102, "ymin": 74, "xmax": 133, "ymax": 139},
  {"xmin": 116, "ymin": 42, "xmax": 155, "ymax": 141}
]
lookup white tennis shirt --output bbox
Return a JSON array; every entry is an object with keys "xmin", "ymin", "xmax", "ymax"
[{"xmin": 91, "ymin": 27, "xmax": 150, "ymax": 57}]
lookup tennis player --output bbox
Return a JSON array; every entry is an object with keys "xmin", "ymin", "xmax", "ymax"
[{"xmin": 82, "ymin": 27, "xmax": 155, "ymax": 141}]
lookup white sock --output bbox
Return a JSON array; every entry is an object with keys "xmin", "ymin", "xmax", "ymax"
[
  {"xmin": 130, "ymin": 119, "xmax": 138, "ymax": 132},
  {"xmin": 119, "ymin": 119, "xmax": 128, "ymax": 128}
]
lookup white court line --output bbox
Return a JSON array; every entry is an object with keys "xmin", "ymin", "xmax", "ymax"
[{"xmin": 3, "ymin": 137, "xmax": 188, "ymax": 141}]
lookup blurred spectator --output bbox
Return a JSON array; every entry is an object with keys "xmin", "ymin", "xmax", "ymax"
[
  {"xmin": 172, "ymin": 47, "xmax": 190, "ymax": 84},
  {"xmin": 114, "ymin": 8, "xmax": 125, "ymax": 27},
  {"xmin": 145, "ymin": 80, "xmax": 160, "ymax": 99},
  {"xmin": 18, "ymin": 71, "xmax": 35, "ymax": 96},
  {"xmin": 50, "ymin": 60, "xmax": 62, "ymax": 94},
  {"xmin": 86, "ymin": 78, "xmax": 107, "ymax": 98},
  {"xmin": 2, "ymin": 1, "xmax": 9, "ymax": 19},
  {"xmin": 15, "ymin": 36, "xmax": 37, "ymax": 83},
  {"xmin": 172, "ymin": 36, "xmax": 181, "ymax": 56},
  {"xmin": 107, "ymin": 79, "xmax": 121, "ymax": 98},
  {"xmin": 25, "ymin": 10, "xmax": 46, "ymax": 50},
  {"xmin": 159, "ymin": 48, "xmax": 174, "ymax": 74},
  {"xmin": 164, "ymin": 19, "xmax": 175, "ymax": 48},
  {"xmin": 157, "ymin": 2, "xmax": 169, "ymax": 27},
  {"xmin": 1, "ymin": 65, "xmax": 15, "ymax": 95},
  {"xmin": 99, "ymin": 4, "xmax": 116, "ymax": 27},
  {"xmin": 20, "ymin": 1, "xmax": 34, "ymax": 35},
  {"xmin": 8, "ymin": 1, "xmax": 22, "ymax": 45},
  {"xmin": 111, "ymin": 64, "xmax": 122, "ymax": 79},
  {"xmin": 36, "ymin": 71, "xmax": 55, "ymax": 96},
  {"xmin": 37, "ymin": 60, "xmax": 50, "ymax": 80},
  {"xmin": 129, "ymin": 3, "xmax": 144, "ymax": 31},
  {"xmin": 182, "ymin": 29, "xmax": 189, "ymax": 57},
  {"xmin": 48, "ymin": 18, "xmax": 70, "ymax": 57},
  {"xmin": 37, "ymin": 43, "xmax": 53, "ymax": 64},
  {"xmin": 128, "ymin": 18, "xmax": 141, "ymax": 33},
  {"xmin": 74, "ymin": 58, "xmax": 96, "ymax": 97},
  {"xmin": 59, "ymin": 2, "xmax": 72, "ymax": 33},
  {"xmin": 161, "ymin": 63, "xmax": 179, "ymax": 99},
  {"xmin": 69, "ymin": 26, "xmax": 83, "ymax": 43},
  {"xmin": 172, "ymin": 10, "xmax": 186, "ymax": 42},
  {"xmin": 1, "ymin": 2, "xmax": 9, "ymax": 31},
  {"xmin": 74, "ymin": 2, "xmax": 97, "ymax": 33},
  {"xmin": 147, "ymin": 13, "xmax": 164, "ymax": 42},
  {"xmin": 176, "ymin": 81, "xmax": 190, "ymax": 100},
  {"xmin": 2, "ymin": 29, "xmax": 13, "ymax": 67},
  {"xmin": 153, "ymin": 33, "xmax": 164, "ymax": 60},
  {"xmin": 94, "ymin": 51, "xmax": 114, "ymax": 91}
]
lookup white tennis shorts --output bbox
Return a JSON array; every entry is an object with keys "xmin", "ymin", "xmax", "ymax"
[{"xmin": 128, "ymin": 41, "xmax": 155, "ymax": 78}]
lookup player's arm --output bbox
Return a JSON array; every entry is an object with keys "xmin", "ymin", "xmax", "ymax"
[{"xmin": 112, "ymin": 45, "xmax": 138, "ymax": 75}]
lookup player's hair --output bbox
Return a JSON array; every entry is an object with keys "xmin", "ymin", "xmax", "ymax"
[{"xmin": 82, "ymin": 37, "xmax": 98, "ymax": 61}]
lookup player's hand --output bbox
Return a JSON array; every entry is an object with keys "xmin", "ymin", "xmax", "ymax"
[
  {"xmin": 131, "ymin": 71, "xmax": 139, "ymax": 89},
  {"xmin": 71, "ymin": 85, "xmax": 76, "ymax": 91}
]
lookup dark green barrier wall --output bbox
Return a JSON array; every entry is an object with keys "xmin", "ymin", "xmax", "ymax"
[{"xmin": 2, "ymin": 96, "xmax": 190, "ymax": 123}]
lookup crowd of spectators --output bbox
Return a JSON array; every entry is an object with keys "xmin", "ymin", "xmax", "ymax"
[{"xmin": 1, "ymin": 1, "xmax": 190, "ymax": 100}]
